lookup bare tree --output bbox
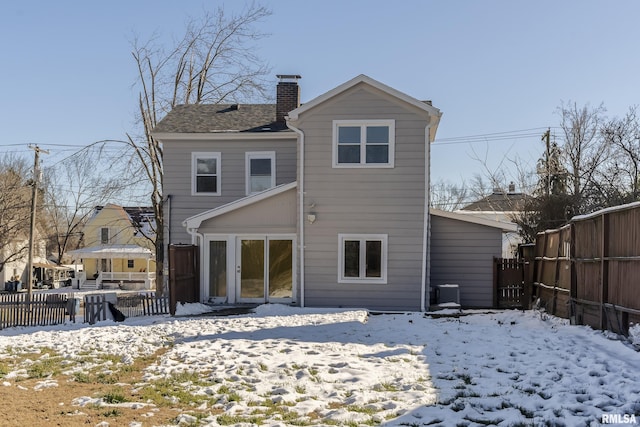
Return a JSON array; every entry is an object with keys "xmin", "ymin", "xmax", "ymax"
[
  {"xmin": 557, "ymin": 102, "xmax": 608, "ymax": 214},
  {"xmin": 126, "ymin": 4, "xmax": 272, "ymax": 294},
  {"xmin": 0, "ymin": 155, "xmax": 33, "ymax": 274},
  {"xmin": 600, "ymin": 106, "xmax": 640, "ymax": 204},
  {"xmin": 429, "ymin": 179, "xmax": 469, "ymax": 211},
  {"xmin": 43, "ymin": 144, "xmax": 130, "ymax": 264}
]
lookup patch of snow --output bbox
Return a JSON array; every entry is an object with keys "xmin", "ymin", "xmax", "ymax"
[
  {"xmin": 174, "ymin": 302, "xmax": 214, "ymax": 316},
  {"xmin": 0, "ymin": 305, "xmax": 638, "ymax": 425}
]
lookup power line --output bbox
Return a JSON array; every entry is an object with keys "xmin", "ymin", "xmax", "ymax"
[{"xmin": 433, "ymin": 127, "xmax": 553, "ymax": 145}]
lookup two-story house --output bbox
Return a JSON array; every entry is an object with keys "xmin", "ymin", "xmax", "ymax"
[
  {"xmin": 67, "ymin": 204, "xmax": 156, "ymax": 289},
  {"xmin": 155, "ymin": 75, "xmax": 514, "ymax": 310}
]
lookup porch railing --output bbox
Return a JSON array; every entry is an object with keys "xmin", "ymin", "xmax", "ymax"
[{"xmin": 75, "ymin": 271, "xmax": 156, "ymax": 290}]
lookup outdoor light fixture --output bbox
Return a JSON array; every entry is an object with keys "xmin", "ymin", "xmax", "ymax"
[{"xmin": 307, "ymin": 202, "xmax": 317, "ymax": 224}]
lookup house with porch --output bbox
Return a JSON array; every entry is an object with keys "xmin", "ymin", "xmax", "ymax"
[
  {"xmin": 67, "ymin": 204, "xmax": 156, "ymax": 290},
  {"xmin": 155, "ymin": 74, "xmax": 514, "ymax": 310}
]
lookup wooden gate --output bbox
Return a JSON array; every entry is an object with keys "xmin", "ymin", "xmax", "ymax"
[
  {"xmin": 169, "ymin": 244, "xmax": 200, "ymax": 315},
  {"xmin": 494, "ymin": 258, "xmax": 530, "ymax": 309}
]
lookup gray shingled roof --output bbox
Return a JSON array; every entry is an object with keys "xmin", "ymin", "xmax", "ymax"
[
  {"xmin": 153, "ymin": 104, "xmax": 291, "ymax": 133},
  {"xmin": 461, "ymin": 192, "xmax": 530, "ymax": 212}
]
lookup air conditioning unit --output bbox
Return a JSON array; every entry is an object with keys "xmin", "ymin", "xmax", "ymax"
[{"xmin": 436, "ymin": 284, "xmax": 460, "ymax": 306}]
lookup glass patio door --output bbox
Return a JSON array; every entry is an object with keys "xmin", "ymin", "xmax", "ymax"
[
  {"xmin": 208, "ymin": 240, "xmax": 227, "ymax": 300},
  {"xmin": 237, "ymin": 237, "xmax": 293, "ymax": 303}
]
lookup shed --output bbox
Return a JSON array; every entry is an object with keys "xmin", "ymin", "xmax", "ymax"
[{"xmin": 430, "ymin": 209, "xmax": 517, "ymax": 308}]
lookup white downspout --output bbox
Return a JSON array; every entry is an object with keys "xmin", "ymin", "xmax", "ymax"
[
  {"xmin": 421, "ymin": 122, "xmax": 433, "ymax": 312},
  {"xmin": 286, "ymin": 122, "xmax": 305, "ymax": 308}
]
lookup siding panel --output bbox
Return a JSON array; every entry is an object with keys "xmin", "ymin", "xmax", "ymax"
[
  {"xmin": 295, "ymin": 84, "xmax": 430, "ymax": 311},
  {"xmin": 164, "ymin": 137, "xmax": 297, "ymax": 244},
  {"xmin": 429, "ymin": 215, "xmax": 502, "ymax": 308},
  {"xmin": 198, "ymin": 188, "xmax": 296, "ymax": 234}
]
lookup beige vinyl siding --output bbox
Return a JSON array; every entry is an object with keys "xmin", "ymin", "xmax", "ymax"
[
  {"xmin": 295, "ymin": 84, "xmax": 430, "ymax": 311},
  {"xmin": 163, "ymin": 136, "xmax": 297, "ymax": 244},
  {"xmin": 429, "ymin": 215, "xmax": 502, "ymax": 308},
  {"xmin": 197, "ymin": 188, "xmax": 296, "ymax": 235}
]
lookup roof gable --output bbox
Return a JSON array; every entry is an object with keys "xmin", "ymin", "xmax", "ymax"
[
  {"xmin": 287, "ymin": 75, "xmax": 442, "ymax": 135},
  {"xmin": 86, "ymin": 204, "xmax": 130, "ymax": 227},
  {"xmin": 87, "ymin": 204, "xmax": 155, "ymax": 238},
  {"xmin": 183, "ymin": 182, "xmax": 297, "ymax": 229}
]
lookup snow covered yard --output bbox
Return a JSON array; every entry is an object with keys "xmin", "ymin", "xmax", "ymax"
[{"xmin": 0, "ymin": 304, "xmax": 638, "ymax": 426}]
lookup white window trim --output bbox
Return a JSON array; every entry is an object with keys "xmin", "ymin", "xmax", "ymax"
[
  {"xmin": 192, "ymin": 152, "xmax": 222, "ymax": 196},
  {"xmin": 245, "ymin": 151, "xmax": 276, "ymax": 195},
  {"xmin": 100, "ymin": 227, "xmax": 110, "ymax": 244},
  {"xmin": 332, "ymin": 120, "xmax": 395, "ymax": 168},
  {"xmin": 338, "ymin": 233, "xmax": 388, "ymax": 284}
]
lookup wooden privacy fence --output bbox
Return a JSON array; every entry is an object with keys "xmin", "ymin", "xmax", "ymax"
[
  {"xmin": 532, "ymin": 202, "xmax": 640, "ymax": 336},
  {"xmin": 0, "ymin": 293, "xmax": 70, "ymax": 329},
  {"xmin": 532, "ymin": 225, "xmax": 572, "ymax": 319},
  {"xmin": 84, "ymin": 292, "xmax": 170, "ymax": 325}
]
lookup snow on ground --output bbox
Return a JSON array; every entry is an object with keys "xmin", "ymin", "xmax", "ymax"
[{"xmin": 1, "ymin": 304, "xmax": 639, "ymax": 426}]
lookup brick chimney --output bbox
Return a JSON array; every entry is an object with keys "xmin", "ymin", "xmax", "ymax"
[{"xmin": 276, "ymin": 74, "xmax": 301, "ymax": 123}]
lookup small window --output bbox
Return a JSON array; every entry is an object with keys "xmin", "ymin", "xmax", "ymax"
[
  {"xmin": 338, "ymin": 234, "xmax": 388, "ymax": 283},
  {"xmin": 100, "ymin": 228, "xmax": 109, "ymax": 244},
  {"xmin": 127, "ymin": 260, "xmax": 134, "ymax": 269},
  {"xmin": 192, "ymin": 152, "xmax": 221, "ymax": 195},
  {"xmin": 246, "ymin": 152, "xmax": 276, "ymax": 195},
  {"xmin": 333, "ymin": 120, "xmax": 395, "ymax": 168}
]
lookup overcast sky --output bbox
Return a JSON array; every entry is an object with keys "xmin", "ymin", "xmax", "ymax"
[{"xmin": 1, "ymin": 0, "xmax": 639, "ymax": 194}]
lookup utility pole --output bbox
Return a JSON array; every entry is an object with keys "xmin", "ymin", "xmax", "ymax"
[
  {"xmin": 27, "ymin": 145, "xmax": 49, "ymax": 305},
  {"xmin": 542, "ymin": 128, "xmax": 551, "ymax": 198}
]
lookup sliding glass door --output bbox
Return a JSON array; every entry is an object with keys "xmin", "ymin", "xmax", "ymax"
[{"xmin": 237, "ymin": 237, "xmax": 293, "ymax": 303}]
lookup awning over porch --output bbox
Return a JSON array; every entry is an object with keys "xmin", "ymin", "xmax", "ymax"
[
  {"xmin": 67, "ymin": 245, "xmax": 154, "ymax": 259},
  {"xmin": 32, "ymin": 257, "xmax": 67, "ymax": 269}
]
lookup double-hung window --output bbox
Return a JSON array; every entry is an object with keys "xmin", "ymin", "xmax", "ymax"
[
  {"xmin": 338, "ymin": 234, "xmax": 388, "ymax": 284},
  {"xmin": 333, "ymin": 120, "xmax": 395, "ymax": 167},
  {"xmin": 192, "ymin": 152, "xmax": 221, "ymax": 195},
  {"xmin": 246, "ymin": 151, "xmax": 276, "ymax": 195},
  {"xmin": 100, "ymin": 227, "xmax": 110, "ymax": 244}
]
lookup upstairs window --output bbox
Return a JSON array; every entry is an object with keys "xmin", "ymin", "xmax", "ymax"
[
  {"xmin": 192, "ymin": 152, "xmax": 221, "ymax": 195},
  {"xmin": 100, "ymin": 227, "xmax": 110, "ymax": 244},
  {"xmin": 246, "ymin": 152, "xmax": 276, "ymax": 195},
  {"xmin": 333, "ymin": 120, "xmax": 395, "ymax": 167},
  {"xmin": 338, "ymin": 234, "xmax": 388, "ymax": 284}
]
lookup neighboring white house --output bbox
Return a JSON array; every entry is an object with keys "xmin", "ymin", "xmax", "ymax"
[{"xmin": 0, "ymin": 232, "xmax": 61, "ymax": 290}]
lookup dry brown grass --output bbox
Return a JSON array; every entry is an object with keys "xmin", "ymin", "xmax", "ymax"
[{"xmin": 0, "ymin": 348, "xmax": 212, "ymax": 427}]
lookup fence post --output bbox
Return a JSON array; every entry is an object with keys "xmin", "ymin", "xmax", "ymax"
[
  {"xmin": 522, "ymin": 260, "xmax": 530, "ymax": 310},
  {"xmin": 493, "ymin": 258, "xmax": 499, "ymax": 308},
  {"xmin": 600, "ymin": 213, "xmax": 610, "ymax": 330}
]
